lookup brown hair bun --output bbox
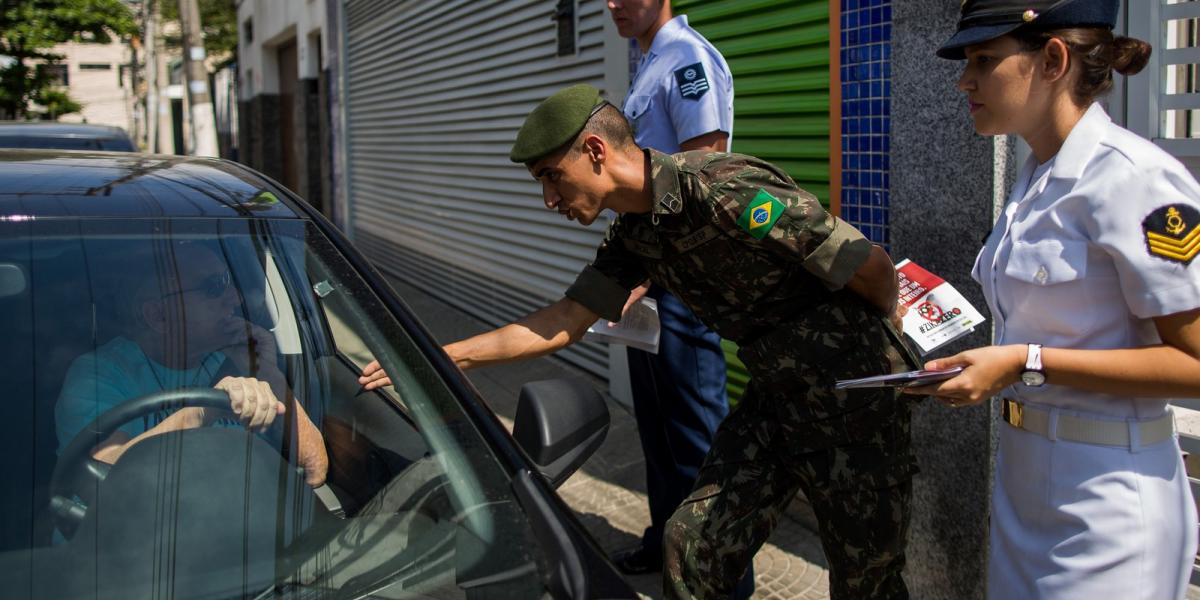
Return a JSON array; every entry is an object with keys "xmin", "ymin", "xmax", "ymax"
[{"xmin": 1111, "ymin": 35, "xmax": 1152, "ymax": 76}]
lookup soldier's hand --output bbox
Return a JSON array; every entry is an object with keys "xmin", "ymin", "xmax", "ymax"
[
  {"xmin": 613, "ymin": 280, "xmax": 652, "ymax": 325},
  {"xmin": 358, "ymin": 359, "xmax": 393, "ymax": 391},
  {"xmin": 902, "ymin": 344, "xmax": 1025, "ymax": 407},
  {"xmin": 890, "ymin": 303, "xmax": 907, "ymax": 331}
]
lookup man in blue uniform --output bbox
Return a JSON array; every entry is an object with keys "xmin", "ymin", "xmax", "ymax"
[{"xmin": 605, "ymin": 2, "xmax": 747, "ymax": 593}]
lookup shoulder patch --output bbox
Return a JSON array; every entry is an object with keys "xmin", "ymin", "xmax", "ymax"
[
  {"xmin": 1143, "ymin": 204, "xmax": 1200, "ymax": 265},
  {"xmin": 736, "ymin": 189, "xmax": 787, "ymax": 239},
  {"xmin": 674, "ymin": 62, "xmax": 709, "ymax": 101}
]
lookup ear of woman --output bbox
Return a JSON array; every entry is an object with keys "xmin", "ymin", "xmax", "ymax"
[{"xmin": 1038, "ymin": 37, "xmax": 1072, "ymax": 85}]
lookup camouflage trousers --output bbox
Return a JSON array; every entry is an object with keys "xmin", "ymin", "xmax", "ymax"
[{"xmin": 662, "ymin": 382, "xmax": 916, "ymax": 600}]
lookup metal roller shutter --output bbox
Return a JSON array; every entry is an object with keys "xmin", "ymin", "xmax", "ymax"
[
  {"xmin": 342, "ymin": 0, "xmax": 614, "ymax": 377},
  {"xmin": 674, "ymin": 0, "xmax": 831, "ymax": 401}
]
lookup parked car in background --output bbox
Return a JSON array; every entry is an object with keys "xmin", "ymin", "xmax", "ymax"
[
  {"xmin": 0, "ymin": 122, "xmax": 136, "ymax": 151},
  {"xmin": 0, "ymin": 150, "xmax": 631, "ymax": 599}
]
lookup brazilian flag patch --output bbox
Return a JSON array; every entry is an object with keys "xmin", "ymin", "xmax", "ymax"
[{"xmin": 736, "ymin": 189, "xmax": 786, "ymax": 239}]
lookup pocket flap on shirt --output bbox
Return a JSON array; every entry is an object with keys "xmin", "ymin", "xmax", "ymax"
[
  {"xmin": 1004, "ymin": 239, "xmax": 1088, "ymax": 285},
  {"xmin": 623, "ymin": 95, "xmax": 654, "ymax": 120}
]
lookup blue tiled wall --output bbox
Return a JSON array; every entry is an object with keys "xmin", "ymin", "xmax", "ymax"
[{"xmin": 840, "ymin": 0, "xmax": 892, "ymax": 246}]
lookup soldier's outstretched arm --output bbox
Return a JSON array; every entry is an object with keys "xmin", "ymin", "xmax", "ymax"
[
  {"xmin": 443, "ymin": 297, "xmax": 598, "ymax": 371},
  {"xmin": 844, "ymin": 244, "xmax": 901, "ymax": 321},
  {"xmin": 358, "ymin": 298, "xmax": 599, "ymax": 390}
]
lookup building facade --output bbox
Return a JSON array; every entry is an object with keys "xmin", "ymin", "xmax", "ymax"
[
  {"xmin": 36, "ymin": 39, "xmax": 137, "ymax": 132},
  {"xmin": 235, "ymin": 0, "xmax": 336, "ymax": 219}
]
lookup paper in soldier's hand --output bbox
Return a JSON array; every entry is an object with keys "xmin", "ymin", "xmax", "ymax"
[{"xmin": 583, "ymin": 297, "xmax": 661, "ymax": 354}]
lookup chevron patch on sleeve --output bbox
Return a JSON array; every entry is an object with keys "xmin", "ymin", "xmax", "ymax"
[{"xmin": 1143, "ymin": 204, "xmax": 1200, "ymax": 265}]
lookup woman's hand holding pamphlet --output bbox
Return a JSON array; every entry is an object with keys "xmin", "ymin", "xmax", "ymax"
[{"xmin": 836, "ymin": 259, "xmax": 981, "ymax": 390}]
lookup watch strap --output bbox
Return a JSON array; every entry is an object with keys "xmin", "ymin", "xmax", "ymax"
[{"xmin": 1025, "ymin": 343, "xmax": 1043, "ymax": 372}]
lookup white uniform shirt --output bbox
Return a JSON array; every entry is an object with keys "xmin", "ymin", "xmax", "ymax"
[
  {"xmin": 973, "ymin": 103, "xmax": 1200, "ymax": 419},
  {"xmin": 622, "ymin": 15, "xmax": 734, "ymax": 152}
]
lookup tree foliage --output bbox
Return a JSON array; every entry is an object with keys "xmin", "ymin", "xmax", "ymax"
[
  {"xmin": 155, "ymin": 0, "xmax": 237, "ymax": 61},
  {"xmin": 0, "ymin": 0, "xmax": 137, "ymax": 119}
]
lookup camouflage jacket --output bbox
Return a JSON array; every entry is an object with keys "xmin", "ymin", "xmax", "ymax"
[{"xmin": 566, "ymin": 149, "xmax": 918, "ymax": 407}]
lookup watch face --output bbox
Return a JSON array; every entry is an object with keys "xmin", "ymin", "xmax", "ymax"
[{"xmin": 1021, "ymin": 371, "xmax": 1046, "ymax": 387}]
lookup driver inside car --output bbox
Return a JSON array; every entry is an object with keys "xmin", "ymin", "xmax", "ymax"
[{"xmin": 54, "ymin": 242, "xmax": 329, "ymax": 488}]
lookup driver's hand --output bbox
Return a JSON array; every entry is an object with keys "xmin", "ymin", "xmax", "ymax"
[
  {"xmin": 358, "ymin": 360, "xmax": 393, "ymax": 391},
  {"xmin": 214, "ymin": 376, "xmax": 285, "ymax": 432}
]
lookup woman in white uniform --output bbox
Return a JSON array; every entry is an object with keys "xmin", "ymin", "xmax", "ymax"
[{"xmin": 911, "ymin": 0, "xmax": 1200, "ymax": 597}]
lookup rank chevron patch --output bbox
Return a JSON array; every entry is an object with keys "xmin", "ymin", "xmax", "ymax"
[
  {"xmin": 674, "ymin": 62, "xmax": 710, "ymax": 101},
  {"xmin": 1143, "ymin": 204, "xmax": 1200, "ymax": 265}
]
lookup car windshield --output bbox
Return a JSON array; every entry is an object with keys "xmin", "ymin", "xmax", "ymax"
[
  {"xmin": 0, "ymin": 134, "xmax": 135, "ymax": 151},
  {"xmin": 0, "ymin": 217, "xmax": 548, "ymax": 599}
]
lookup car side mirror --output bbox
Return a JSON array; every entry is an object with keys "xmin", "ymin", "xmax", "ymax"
[{"xmin": 512, "ymin": 378, "xmax": 609, "ymax": 488}]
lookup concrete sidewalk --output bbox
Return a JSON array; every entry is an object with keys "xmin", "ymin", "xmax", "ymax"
[{"xmin": 384, "ymin": 276, "xmax": 832, "ymax": 599}]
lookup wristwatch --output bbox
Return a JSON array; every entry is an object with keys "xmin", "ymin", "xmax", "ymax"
[{"xmin": 1020, "ymin": 343, "xmax": 1046, "ymax": 387}]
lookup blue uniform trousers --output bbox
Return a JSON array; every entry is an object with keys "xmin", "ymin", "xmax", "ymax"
[{"xmin": 627, "ymin": 285, "xmax": 753, "ymax": 599}]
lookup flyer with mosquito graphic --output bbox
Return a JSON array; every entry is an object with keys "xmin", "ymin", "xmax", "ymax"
[{"xmin": 895, "ymin": 259, "xmax": 986, "ymax": 354}]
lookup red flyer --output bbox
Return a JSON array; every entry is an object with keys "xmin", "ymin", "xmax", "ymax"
[{"xmin": 895, "ymin": 259, "xmax": 986, "ymax": 354}]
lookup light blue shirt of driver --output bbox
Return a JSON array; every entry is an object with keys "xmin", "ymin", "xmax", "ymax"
[
  {"xmin": 622, "ymin": 15, "xmax": 734, "ymax": 153},
  {"xmin": 55, "ymin": 336, "xmax": 236, "ymax": 454}
]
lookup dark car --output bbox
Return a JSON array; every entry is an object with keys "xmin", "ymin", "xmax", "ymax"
[
  {"xmin": 0, "ymin": 150, "xmax": 632, "ymax": 599},
  {"xmin": 0, "ymin": 122, "xmax": 137, "ymax": 151}
]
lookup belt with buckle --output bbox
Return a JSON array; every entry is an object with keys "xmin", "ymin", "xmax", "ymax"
[{"xmin": 1001, "ymin": 398, "xmax": 1174, "ymax": 448}]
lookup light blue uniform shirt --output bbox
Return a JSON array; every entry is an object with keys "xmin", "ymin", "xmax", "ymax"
[
  {"xmin": 622, "ymin": 15, "xmax": 733, "ymax": 152},
  {"xmin": 55, "ymin": 336, "xmax": 234, "ymax": 453}
]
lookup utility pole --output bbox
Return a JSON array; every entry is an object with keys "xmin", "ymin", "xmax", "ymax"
[
  {"xmin": 177, "ymin": 0, "xmax": 218, "ymax": 157},
  {"xmin": 143, "ymin": 0, "xmax": 159, "ymax": 152},
  {"xmin": 127, "ymin": 35, "xmax": 140, "ymax": 143}
]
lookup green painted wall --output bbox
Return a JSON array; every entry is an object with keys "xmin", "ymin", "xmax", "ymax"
[{"xmin": 674, "ymin": 0, "xmax": 832, "ymax": 401}]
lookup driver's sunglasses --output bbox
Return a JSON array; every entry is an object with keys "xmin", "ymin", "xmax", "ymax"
[{"xmin": 166, "ymin": 271, "xmax": 232, "ymax": 299}]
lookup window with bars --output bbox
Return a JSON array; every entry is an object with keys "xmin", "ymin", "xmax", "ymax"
[
  {"xmin": 1127, "ymin": 0, "xmax": 1200, "ymax": 158},
  {"xmin": 43, "ymin": 64, "xmax": 68, "ymax": 87}
]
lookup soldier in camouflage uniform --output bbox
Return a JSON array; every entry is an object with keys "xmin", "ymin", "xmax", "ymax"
[{"xmin": 358, "ymin": 84, "xmax": 921, "ymax": 599}]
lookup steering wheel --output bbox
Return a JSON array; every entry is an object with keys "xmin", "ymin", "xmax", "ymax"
[{"xmin": 49, "ymin": 388, "xmax": 232, "ymax": 536}]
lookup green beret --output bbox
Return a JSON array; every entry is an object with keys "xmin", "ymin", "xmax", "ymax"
[{"xmin": 509, "ymin": 84, "xmax": 604, "ymax": 164}]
